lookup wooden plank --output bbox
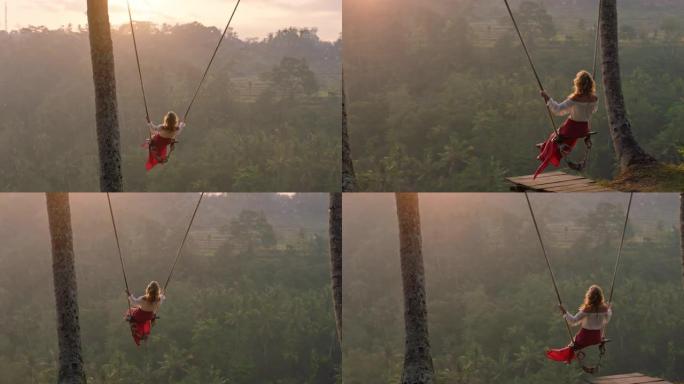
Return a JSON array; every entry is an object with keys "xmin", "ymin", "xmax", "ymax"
[
  {"xmin": 562, "ymin": 187, "xmax": 613, "ymax": 193},
  {"xmin": 594, "ymin": 373, "xmax": 648, "ymax": 379},
  {"xmin": 591, "ymin": 379, "xmax": 670, "ymax": 384},
  {"xmin": 533, "ymin": 182, "xmax": 596, "ymax": 192},
  {"xmin": 587, "ymin": 373, "xmax": 672, "ymax": 384},
  {"xmin": 508, "ymin": 175, "xmax": 585, "ymax": 186},
  {"xmin": 530, "ymin": 175, "xmax": 590, "ymax": 186},
  {"xmin": 509, "ymin": 174, "xmax": 587, "ymax": 188},
  {"xmin": 548, "ymin": 184, "xmax": 610, "ymax": 193},
  {"xmin": 508, "ymin": 171, "xmax": 567, "ymax": 181},
  {"xmin": 535, "ymin": 178, "xmax": 598, "ymax": 190},
  {"xmin": 508, "ymin": 172, "xmax": 579, "ymax": 183},
  {"xmin": 559, "ymin": 183, "xmax": 612, "ymax": 191},
  {"xmin": 591, "ymin": 378, "xmax": 667, "ymax": 384},
  {"xmin": 506, "ymin": 171, "xmax": 613, "ymax": 193},
  {"xmin": 539, "ymin": 183, "xmax": 597, "ymax": 192}
]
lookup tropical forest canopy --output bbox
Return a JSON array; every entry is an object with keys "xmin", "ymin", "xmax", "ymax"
[
  {"xmin": 0, "ymin": 193, "xmax": 339, "ymax": 383},
  {"xmin": 343, "ymin": 193, "xmax": 684, "ymax": 383},
  {"xmin": 344, "ymin": 0, "xmax": 684, "ymax": 191},
  {"xmin": 0, "ymin": 23, "xmax": 341, "ymax": 191}
]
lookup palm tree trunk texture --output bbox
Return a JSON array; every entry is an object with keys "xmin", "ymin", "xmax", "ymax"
[
  {"xmin": 329, "ymin": 192, "xmax": 343, "ymax": 343},
  {"xmin": 680, "ymin": 193, "xmax": 684, "ymax": 289},
  {"xmin": 87, "ymin": 0, "xmax": 123, "ymax": 192},
  {"xmin": 599, "ymin": 0, "xmax": 656, "ymax": 172},
  {"xmin": 395, "ymin": 193, "xmax": 435, "ymax": 384},
  {"xmin": 46, "ymin": 193, "xmax": 87, "ymax": 384},
  {"xmin": 342, "ymin": 69, "xmax": 358, "ymax": 192}
]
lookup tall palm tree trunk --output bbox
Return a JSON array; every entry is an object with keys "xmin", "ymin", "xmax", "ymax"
[
  {"xmin": 342, "ymin": 69, "xmax": 358, "ymax": 192},
  {"xmin": 46, "ymin": 193, "xmax": 87, "ymax": 384},
  {"xmin": 395, "ymin": 193, "xmax": 434, "ymax": 384},
  {"xmin": 329, "ymin": 193, "xmax": 343, "ymax": 343},
  {"xmin": 680, "ymin": 193, "xmax": 684, "ymax": 288},
  {"xmin": 88, "ymin": 0, "xmax": 123, "ymax": 192},
  {"xmin": 600, "ymin": 0, "xmax": 657, "ymax": 172}
]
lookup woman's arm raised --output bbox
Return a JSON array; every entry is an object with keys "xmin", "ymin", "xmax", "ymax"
[
  {"xmin": 546, "ymin": 98, "xmax": 572, "ymax": 116},
  {"xmin": 563, "ymin": 310, "xmax": 585, "ymax": 326},
  {"xmin": 148, "ymin": 122, "xmax": 161, "ymax": 135}
]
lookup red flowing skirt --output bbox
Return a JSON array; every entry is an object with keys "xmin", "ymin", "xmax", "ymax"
[
  {"xmin": 126, "ymin": 308, "xmax": 156, "ymax": 346},
  {"xmin": 145, "ymin": 135, "xmax": 176, "ymax": 171},
  {"xmin": 546, "ymin": 328, "xmax": 603, "ymax": 364},
  {"xmin": 534, "ymin": 119, "xmax": 590, "ymax": 179}
]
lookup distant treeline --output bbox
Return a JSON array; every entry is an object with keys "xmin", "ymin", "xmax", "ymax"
[
  {"xmin": 344, "ymin": 0, "xmax": 684, "ymax": 191},
  {"xmin": 342, "ymin": 193, "xmax": 684, "ymax": 383},
  {"xmin": 0, "ymin": 193, "xmax": 339, "ymax": 383},
  {"xmin": 0, "ymin": 24, "xmax": 341, "ymax": 191}
]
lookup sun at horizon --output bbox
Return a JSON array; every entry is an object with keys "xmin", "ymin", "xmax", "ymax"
[{"xmin": 5, "ymin": 0, "xmax": 341, "ymax": 41}]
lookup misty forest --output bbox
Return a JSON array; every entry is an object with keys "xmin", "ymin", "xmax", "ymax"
[
  {"xmin": 0, "ymin": 19, "xmax": 340, "ymax": 191},
  {"xmin": 343, "ymin": 193, "xmax": 684, "ymax": 383},
  {"xmin": 0, "ymin": 193, "xmax": 340, "ymax": 383},
  {"xmin": 344, "ymin": 0, "xmax": 684, "ymax": 191}
]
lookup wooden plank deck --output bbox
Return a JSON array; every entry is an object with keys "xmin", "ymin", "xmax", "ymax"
[
  {"xmin": 585, "ymin": 373, "xmax": 672, "ymax": 384},
  {"xmin": 506, "ymin": 171, "xmax": 614, "ymax": 192}
]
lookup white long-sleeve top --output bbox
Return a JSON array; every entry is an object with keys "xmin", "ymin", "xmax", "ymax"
[
  {"xmin": 547, "ymin": 98, "xmax": 598, "ymax": 122},
  {"xmin": 564, "ymin": 308, "xmax": 612, "ymax": 330},
  {"xmin": 149, "ymin": 122, "xmax": 185, "ymax": 139},
  {"xmin": 129, "ymin": 294, "xmax": 165, "ymax": 313}
]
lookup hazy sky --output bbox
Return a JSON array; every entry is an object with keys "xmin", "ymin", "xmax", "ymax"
[{"xmin": 6, "ymin": 0, "xmax": 341, "ymax": 41}]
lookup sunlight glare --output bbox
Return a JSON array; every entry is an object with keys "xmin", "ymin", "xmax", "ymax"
[
  {"xmin": 110, "ymin": 0, "xmax": 170, "ymax": 23},
  {"xmin": 8, "ymin": 0, "xmax": 341, "ymax": 41}
]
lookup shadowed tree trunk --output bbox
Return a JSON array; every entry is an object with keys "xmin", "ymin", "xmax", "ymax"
[
  {"xmin": 342, "ymin": 69, "xmax": 358, "ymax": 192},
  {"xmin": 395, "ymin": 193, "xmax": 434, "ymax": 384},
  {"xmin": 329, "ymin": 193, "xmax": 343, "ymax": 343},
  {"xmin": 46, "ymin": 193, "xmax": 86, "ymax": 384},
  {"xmin": 600, "ymin": 0, "xmax": 657, "ymax": 172},
  {"xmin": 680, "ymin": 193, "xmax": 684, "ymax": 288},
  {"xmin": 88, "ymin": 0, "xmax": 123, "ymax": 192}
]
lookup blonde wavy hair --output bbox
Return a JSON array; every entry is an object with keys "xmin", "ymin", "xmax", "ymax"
[
  {"xmin": 144, "ymin": 281, "xmax": 162, "ymax": 303},
  {"xmin": 580, "ymin": 284, "xmax": 608, "ymax": 312},
  {"xmin": 162, "ymin": 111, "xmax": 180, "ymax": 131},
  {"xmin": 570, "ymin": 70, "xmax": 596, "ymax": 98}
]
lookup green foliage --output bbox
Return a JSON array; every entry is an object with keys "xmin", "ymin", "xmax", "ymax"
[
  {"xmin": 263, "ymin": 57, "xmax": 320, "ymax": 100},
  {"xmin": 343, "ymin": 194, "xmax": 684, "ymax": 383},
  {"xmin": 345, "ymin": 1, "xmax": 684, "ymax": 191},
  {"xmin": 0, "ymin": 24, "xmax": 341, "ymax": 191},
  {"xmin": 503, "ymin": 1, "xmax": 556, "ymax": 41},
  {"xmin": 0, "ymin": 194, "xmax": 339, "ymax": 383}
]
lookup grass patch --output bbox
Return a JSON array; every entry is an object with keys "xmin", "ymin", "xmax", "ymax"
[{"xmin": 608, "ymin": 163, "xmax": 684, "ymax": 192}]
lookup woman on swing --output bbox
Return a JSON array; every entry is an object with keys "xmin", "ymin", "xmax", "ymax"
[
  {"xmin": 125, "ymin": 280, "xmax": 166, "ymax": 346},
  {"xmin": 145, "ymin": 111, "xmax": 186, "ymax": 171},
  {"xmin": 546, "ymin": 284, "xmax": 612, "ymax": 364},
  {"xmin": 534, "ymin": 70, "xmax": 598, "ymax": 178}
]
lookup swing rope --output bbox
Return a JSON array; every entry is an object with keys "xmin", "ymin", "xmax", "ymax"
[
  {"xmin": 583, "ymin": 192, "xmax": 633, "ymax": 374},
  {"xmin": 504, "ymin": 0, "xmax": 604, "ymax": 172},
  {"xmin": 183, "ymin": 0, "xmax": 242, "ymax": 122},
  {"xmin": 524, "ymin": 192, "xmax": 574, "ymax": 342},
  {"xmin": 608, "ymin": 192, "xmax": 633, "ymax": 304},
  {"xmin": 126, "ymin": 0, "xmax": 151, "ymax": 126},
  {"xmin": 577, "ymin": 0, "xmax": 602, "ymax": 173},
  {"xmin": 108, "ymin": 192, "xmax": 205, "ymax": 304},
  {"xmin": 592, "ymin": 0, "xmax": 603, "ymax": 79},
  {"xmin": 526, "ymin": 192, "xmax": 634, "ymax": 374},
  {"xmin": 126, "ymin": 0, "xmax": 241, "ymax": 125},
  {"xmin": 163, "ymin": 192, "xmax": 204, "ymax": 291},
  {"xmin": 106, "ymin": 192, "xmax": 132, "ymax": 309},
  {"xmin": 503, "ymin": 0, "xmax": 559, "ymax": 137}
]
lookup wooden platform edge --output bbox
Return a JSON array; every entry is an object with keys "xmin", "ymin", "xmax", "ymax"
[
  {"xmin": 584, "ymin": 372, "xmax": 673, "ymax": 384},
  {"xmin": 506, "ymin": 171, "xmax": 614, "ymax": 193}
]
